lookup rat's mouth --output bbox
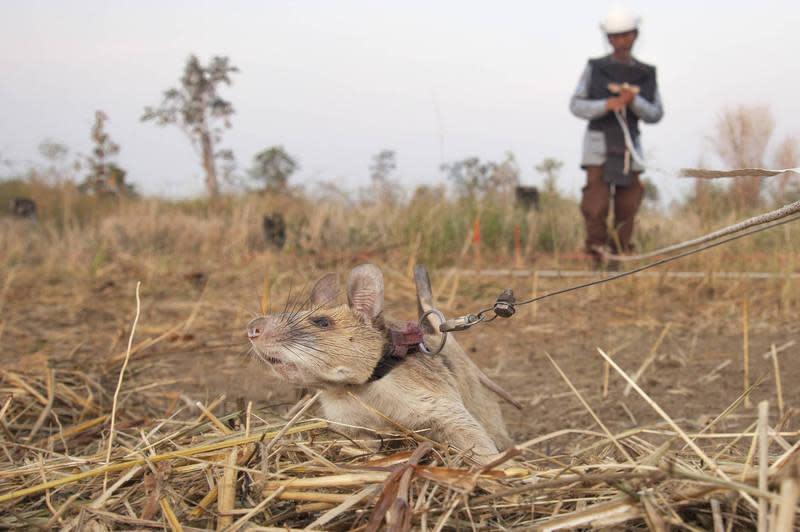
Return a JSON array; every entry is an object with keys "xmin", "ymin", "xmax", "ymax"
[
  {"xmin": 255, "ymin": 350, "xmax": 286, "ymax": 365},
  {"xmin": 249, "ymin": 341, "xmax": 283, "ymax": 363},
  {"xmin": 252, "ymin": 347, "xmax": 297, "ymax": 371}
]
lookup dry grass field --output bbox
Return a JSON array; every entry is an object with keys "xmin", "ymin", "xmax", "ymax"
[{"xmin": 0, "ymin": 187, "xmax": 798, "ymax": 530}]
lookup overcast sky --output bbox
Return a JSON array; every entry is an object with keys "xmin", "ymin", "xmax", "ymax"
[{"xmin": 1, "ymin": 1, "xmax": 799, "ymax": 202}]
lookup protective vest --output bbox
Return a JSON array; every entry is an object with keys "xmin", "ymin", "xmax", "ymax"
[{"xmin": 587, "ymin": 55, "xmax": 657, "ymax": 185}]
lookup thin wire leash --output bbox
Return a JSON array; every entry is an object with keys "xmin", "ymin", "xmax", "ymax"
[
  {"xmin": 415, "ymin": 115, "xmax": 800, "ymax": 353},
  {"xmin": 599, "ymin": 197, "xmax": 800, "ymax": 262},
  {"xmin": 418, "ymin": 212, "xmax": 800, "ymax": 354}
]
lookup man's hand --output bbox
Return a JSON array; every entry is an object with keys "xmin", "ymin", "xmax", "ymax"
[
  {"xmin": 619, "ymin": 88, "xmax": 635, "ymax": 105},
  {"xmin": 606, "ymin": 97, "xmax": 627, "ymax": 112}
]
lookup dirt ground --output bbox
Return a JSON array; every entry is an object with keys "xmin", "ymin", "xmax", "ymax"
[{"xmin": 2, "ymin": 256, "xmax": 798, "ymax": 447}]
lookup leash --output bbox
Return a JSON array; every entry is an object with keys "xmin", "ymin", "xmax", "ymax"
[
  {"xmin": 596, "ymin": 198, "xmax": 800, "ymax": 262},
  {"xmin": 417, "ymin": 211, "xmax": 800, "ymax": 351}
]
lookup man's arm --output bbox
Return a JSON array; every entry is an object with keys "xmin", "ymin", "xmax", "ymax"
[
  {"xmin": 630, "ymin": 88, "xmax": 664, "ymax": 123},
  {"xmin": 569, "ymin": 64, "xmax": 608, "ymax": 120}
]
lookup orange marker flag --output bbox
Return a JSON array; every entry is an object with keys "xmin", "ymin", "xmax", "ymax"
[{"xmin": 472, "ymin": 217, "xmax": 481, "ymax": 244}]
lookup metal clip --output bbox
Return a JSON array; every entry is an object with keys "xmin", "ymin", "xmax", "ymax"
[
  {"xmin": 418, "ymin": 309, "xmax": 447, "ymax": 355},
  {"xmin": 493, "ymin": 289, "xmax": 516, "ymax": 318},
  {"xmin": 439, "ymin": 314, "xmax": 481, "ymax": 333}
]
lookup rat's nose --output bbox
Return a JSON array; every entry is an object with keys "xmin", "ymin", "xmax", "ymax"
[{"xmin": 247, "ymin": 317, "xmax": 269, "ymax": 340}]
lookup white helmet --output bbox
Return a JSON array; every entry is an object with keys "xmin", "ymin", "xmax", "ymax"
[{"xmin": 600, "ymin": 5, "xmax": 640, "ymax": 34}]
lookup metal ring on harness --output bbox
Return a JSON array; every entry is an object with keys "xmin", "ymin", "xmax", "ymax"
[{"xmin": 418, "ymin": 309, "xmax": 447, "ymax": 355}]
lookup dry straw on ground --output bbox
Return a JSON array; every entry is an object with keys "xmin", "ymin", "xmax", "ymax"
[{"xmin": 1, "ymin": 357, "xmax": 798, "ymax": 530}]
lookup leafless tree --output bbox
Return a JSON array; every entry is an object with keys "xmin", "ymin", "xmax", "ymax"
[
  {"xmin": 142, "ymin": 55, "xmax": 238, "ymax": 197},
  {"xmin": 83, "ymin": 111, "xmax": 132, "ymax": 196}
]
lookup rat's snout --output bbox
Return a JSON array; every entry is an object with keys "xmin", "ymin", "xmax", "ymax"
[{"xmin": 247, "ymin": 317, "xmax": 270, "ymax": 340}]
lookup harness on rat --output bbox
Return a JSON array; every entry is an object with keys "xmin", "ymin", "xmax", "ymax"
[
  {"xmin": 367, "ymin": 322, "xmax": 425, "ymax": 382},
  {"xmin": 367, "ymin": 309, "xmax": 451, "ymax": 382}
]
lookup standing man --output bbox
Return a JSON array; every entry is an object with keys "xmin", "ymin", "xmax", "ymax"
[{"xmin": 570, "ymin": 6, "xmax": 663, "ymax": 265}]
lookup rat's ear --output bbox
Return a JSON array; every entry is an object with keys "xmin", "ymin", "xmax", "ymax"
[
  {"xmin": 309, "ymin": 273, "xmax": 339, "ymax": 309},
  {"xmin": 346, "ymin": 264, "xmax": 384, "ymax": 322}
]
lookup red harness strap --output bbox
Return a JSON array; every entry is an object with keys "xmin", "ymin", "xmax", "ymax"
[
  {"xmin": 389, "ymin": 322, "xmax": 424, "ymax": 358},
  {"xmin": 368, "ymin": 322, "xmax": 426, "ymax": 383}
]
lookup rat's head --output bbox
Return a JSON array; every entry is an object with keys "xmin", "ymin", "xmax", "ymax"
[{"xmin": 246, "ymin": 264, "xmax": 386, "ymax": 387}]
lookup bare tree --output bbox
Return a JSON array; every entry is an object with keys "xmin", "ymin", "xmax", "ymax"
[
  {"xmin": 142, "ymin": 55, "xmax": 238, "ymax": 197},
  {"xmin": 710, "ymin": 105, "xmax": 775, "ymax": 208},
  {"xmin": 83, "ymin": 111, "xmax": 132, "ymax": 196}
]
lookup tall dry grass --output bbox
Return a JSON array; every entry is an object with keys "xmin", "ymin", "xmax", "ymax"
[{"xmin": 1, "ymin": 178, "xmax": 797, "ymax": 279}]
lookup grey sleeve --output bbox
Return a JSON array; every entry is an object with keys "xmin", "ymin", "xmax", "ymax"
[
  {"xmin": 569, "ymin": 64, "xmax": 608, "ymax": 121},
  {"xmin": 630, "ymin": 88, "xmax": 664, "ymax": 123}
]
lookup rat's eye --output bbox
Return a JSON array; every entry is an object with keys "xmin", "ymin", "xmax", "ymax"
[{"xmin": 310, "ymin": 316, "xmax": 332, "ymax": 328}]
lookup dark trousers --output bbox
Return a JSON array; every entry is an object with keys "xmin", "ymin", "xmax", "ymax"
[{"xmin": 580, "ymin": 166, "xmax": 644, "ymax": 255}]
